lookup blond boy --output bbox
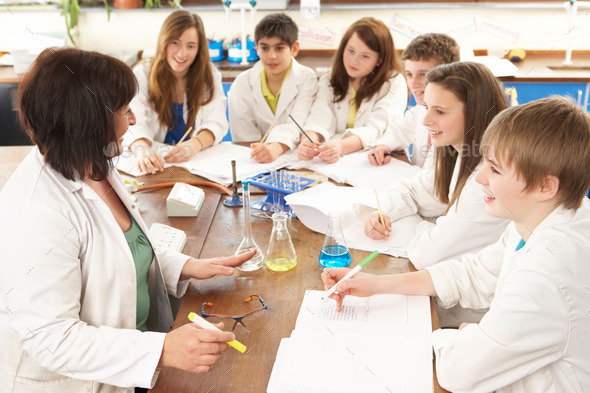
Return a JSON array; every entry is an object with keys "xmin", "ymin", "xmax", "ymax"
[
  {"xmin": 325, "ymin": 97, "xmax": 590, "ymax": 392},
  {"xmin": 369, "ymin": 33, "xmax": 459, "ymax": 167}
]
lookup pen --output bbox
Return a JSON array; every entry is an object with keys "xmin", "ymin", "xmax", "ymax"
[
  {"xmin": 289, "ymin": 114, "xmax": 319, "ymax": 150},
  {"xmin": 187, "ymin": 312, "xmax": 247, "ymax": 353},
  {"xmin": 322, "ymin": 250, "xmax": 379, "ymax": 299},
  {"xmin": 384, "ymin": 152, "xmax": 407, "ymax": 157},
  {"xmin": 371, "ymin": 151, "xmax": 406, "ymax": 158}
]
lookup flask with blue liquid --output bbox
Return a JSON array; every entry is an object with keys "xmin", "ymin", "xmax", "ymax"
[{"xmin": 319, "ymin": 213, "xmax": 351, "ymax": 268}]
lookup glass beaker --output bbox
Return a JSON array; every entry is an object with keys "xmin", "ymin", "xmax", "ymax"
[
  {"xmin": 235, "ymin": 179, "xmax": 264, "ymax": 271},
  {"xmin": 264, "ymin": 212, "xmax": 297, "ymax": 272},
  {"xmin": 319, "ymin": 213, "xmax": 351, "ymax": 268}
]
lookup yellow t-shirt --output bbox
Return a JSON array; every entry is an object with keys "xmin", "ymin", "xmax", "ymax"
[
  {"xmin": 261, "ymin": 62, "xmax": 293, "ymax": 115},
  {"xmin": 347, "ymin": 87, "xmax": 359, "ymax": 129}
]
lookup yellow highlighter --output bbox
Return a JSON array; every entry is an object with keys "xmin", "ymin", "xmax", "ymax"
[{"xmin": 187, "ymin": 312, "xmax": 247, "ymax": 353}]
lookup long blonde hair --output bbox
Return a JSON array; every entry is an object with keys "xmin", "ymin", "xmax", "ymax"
[{"xmin": 149, "ymin": 11, "xmax": 214, "ymax": 131}]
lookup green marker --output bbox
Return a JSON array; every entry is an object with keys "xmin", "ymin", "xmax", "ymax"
[{"xmin": 323, "ymin": 250, "xmax": 379, "ymax": 299}]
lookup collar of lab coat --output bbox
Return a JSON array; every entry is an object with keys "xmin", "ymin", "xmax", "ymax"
[
  {"xmin": 247, "ymin": 57, "xmax": 308, "ymax": 120},
  {"xmin": 32, "ymin": 147, "xmax": 149, "ymax": 254}
]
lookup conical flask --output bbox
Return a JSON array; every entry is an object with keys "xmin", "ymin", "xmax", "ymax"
[
  {"xmin": 265, "ymin": 212, "xmax": 297, "ymax": 272},
  {"xmin": 319, "ymin": 213, "xmax": 351, "ymax": 268},
  {"xmin": 235, "ymin": 179, "xmax": 264, "ymax": 271}
]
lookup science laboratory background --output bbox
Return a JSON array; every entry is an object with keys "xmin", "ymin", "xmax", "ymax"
[{"xmin": 0, "ymin": 0, "xmax": 589, "ymax": 145}]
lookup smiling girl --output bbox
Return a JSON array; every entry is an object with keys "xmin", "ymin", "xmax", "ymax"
[
  {"xmin": 299, "ymin": 17, "xmax": 407, "ymax": 163},
  {"xmin": 127, "ymin": 11, "xmax": 228, "ymax": 174},
  {"xmin": 364, "ymin": 62, "xmax": 509, "ymax": 270}
]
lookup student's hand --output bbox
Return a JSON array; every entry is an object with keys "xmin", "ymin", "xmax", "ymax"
[
  {"xmin": 131, "ymin": 139, "xmax": 164, "ymax": 174},
  {"xmin": 368, "ymin": 145, "xmax": 392, "ymax": 166},
  {"xmin": 250, "ymin": 142, "xmax": 287, "ymax": 163},
  {"xmin": 297, "ymin": 131, "xmax": 321, "ymax": 161},
  {"xmin": 318, "ymin": 141, "xmax": 343, "ymax": 163},
  {"xmin": 321, "ymin": 268, "xmax": 379, "ymax": 312},
  {"xmin": 364, "ymin": 210, "xmax": 391, "ymax": 239},
  {"xmin": 458, "ymin": 322, "xmax": 470, "ymax": 330},
  {"xmin": 164, "ymin": 138, "xmax": 203, "ymax": 163},
  {"xmin": 180, "ymin": 249, "xmax": 257, "ymax": 280},
  {"xmin": 159, "ymin": 322, "xmax": 233, "ymax": 373}
]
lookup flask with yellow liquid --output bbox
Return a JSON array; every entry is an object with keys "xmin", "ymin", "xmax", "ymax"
[{"xmin": 264, "ymin": 212, "xmax": 297, "ymax": 271}]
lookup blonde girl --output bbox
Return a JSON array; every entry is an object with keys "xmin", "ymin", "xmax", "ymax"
[
  {"xmin": 128, "ymin": 10, "xmax": 228, "ymax": 174},
  {"xmin": 300, "ymin": 17, "xmax": 407, "ymax": 163}
]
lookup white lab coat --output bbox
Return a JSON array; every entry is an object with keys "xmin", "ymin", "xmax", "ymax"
[
  {"xmin": 426, "ymin": 200, "xmax": 590, "ymax": 393},
  {"xmin": 303, "ymin": 71, "xmax": 408, "ymax": 148},
  {"xmin": 370, "ymin": 104, "xmax": 432, "ymax": 168},
  {"xmin": 228, "ymin": 58, "xmax": 318, "ymax": 150},
  {"xmin": 365, "ymin": 155, "xmax": 509, "ymax": 269},
  {"xmin": 126, "ymin": 60, "xmax": 229, "ymax": 146},
  {"xmin": 0, "ymin": 148, "xmax": 191, "ymax": 393}
]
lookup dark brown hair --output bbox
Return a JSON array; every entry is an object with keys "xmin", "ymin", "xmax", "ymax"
[
  {"xmin": 482, "ymin": 96, "xmax": 590, "ymax": 209},
  {"xmin": 427, "ymin": 62, "xmax": 508, "ymax": 209},
  {"xmin": 18, "ymin": 47, "xmax": 137, "ymax": 181},
  {"xmin": 401, "ymin": 33, "xmax": 460, "ymax": 65},
  {"xmin": 331, "ymin": 17, "xmax": 404, "ymax": 107},
  {"xmin": 254, "ymin": 13, "xmax": 298, "ymax": 47},
  {"xmin": 149, "ymin": 10, "xmax": 213, "ymax": 131}
]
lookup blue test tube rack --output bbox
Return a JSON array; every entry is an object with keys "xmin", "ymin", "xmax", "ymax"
[{"xmin": 249, "ymin": 170, "xmax": 315, "ymax": 216}]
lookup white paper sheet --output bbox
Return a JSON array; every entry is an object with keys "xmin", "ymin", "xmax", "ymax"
[
  {"xmin": 288, "ymin": 149, "xmax": 422, "ymax": 191},
  {"xmin": 267, "ymin": 291, "xmax": 433, "ymax": 393},
  {"xmin": 115, "ymin": 142, "xmax": 292, "ymax": 185},
  {"xmin": 284, "ymin": 183, "xmax": 423, "ymax": 257}
]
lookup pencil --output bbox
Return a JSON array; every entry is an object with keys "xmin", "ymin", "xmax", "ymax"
[
  {"xmin": 288, "ymin": 114, "xmax": 317, "ymax": 146},
  {"xmin": 176, "ymin": 126, "xmax": 194, "ymax": 145},
  {"xmin": 374, "ymin": 189, "xmax": 386, "ymax": 227},
  {"xmin": 260, "ymin": 118, "xmax": 279, "ymax": 144}
]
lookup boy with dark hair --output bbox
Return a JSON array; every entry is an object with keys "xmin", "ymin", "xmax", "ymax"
[
  {"xmin": 325, "ymin": 96, "xmax": 590, "ymax": 392},
  {"xmin": 369, "ymin": 33, "xmax": 460, "ymax": 167},
  {"xmin": 229, "ymin": 13, "xmax": 318, "ymax": 163}
]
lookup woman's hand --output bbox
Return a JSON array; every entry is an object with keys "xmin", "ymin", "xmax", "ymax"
[
  {"xmin": 159, "ymin": 322, "xmax": 234, "ymax": 373},
  {"xmin": 131, "ymin": 139, "xmax": 164, "ymax": 174},
  {"xmin": 164, "ymin": 138, "xmax": 203, "ymax": 163},
  {"xmin": 368, "ymin": 145, "xmax": 392, "ymax": 166},
  {"xmin": 180, "ymin": 250, "xmax": 257, "ymax": 280},
  {"xmin": 321, "ymin": 268, "xmax": 380, "ymax": 312},
  {"xmin": 364, "ymin": 210, "xmax": 391, "ymax": 239},
  {"xmin": 297, "ymin": 131, "xmax": 321, "ymax": 161},
  {"xmin": 318, "ymin": 141, "xmax": 343, "ymax": 163},
  {"xmin": 249, "ymin": 142, "xmax": 287, "ymax": 163}
]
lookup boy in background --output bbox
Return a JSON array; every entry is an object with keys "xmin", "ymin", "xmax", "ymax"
[
  {"xmin": 325, "ymin": 97, "xmax": 590, "ymax": 392},
  {"xmin": 369, "ymin": 33, "xmax": 460, "ymax": 167},
  {"xmin": 228, "ymin": 13, "xmax": 318, "ymax": 163}
]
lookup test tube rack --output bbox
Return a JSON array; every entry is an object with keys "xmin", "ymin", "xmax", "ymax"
[{"xmin": 249, "ymin": 170, "xmax": 315, "ymax": 216}]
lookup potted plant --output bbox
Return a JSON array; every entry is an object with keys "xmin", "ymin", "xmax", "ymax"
[{"xmin": 61, "ymin": 0, "xmax": 110, "ymax": 45}]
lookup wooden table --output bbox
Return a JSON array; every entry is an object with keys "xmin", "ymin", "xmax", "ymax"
[{"xmin": 0, "ymin": 146, "xmax": 448, "ymax": 393}]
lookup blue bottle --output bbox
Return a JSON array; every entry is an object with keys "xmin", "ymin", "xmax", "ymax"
[{"xmin": 319, "ymin": 214, "xmax": 351, "ymax": 268}]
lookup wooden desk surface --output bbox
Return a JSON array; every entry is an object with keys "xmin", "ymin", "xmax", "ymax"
[{"xmin": 0, "ymin": 145, "xmax": 448, "ymax": 393}]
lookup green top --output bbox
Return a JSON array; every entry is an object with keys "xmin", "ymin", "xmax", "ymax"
[
  {"xmin": 124, "ymin": 214, "xmax": 153, "ymax": 332},
  {"xmin": 261, "ymin": 61, "xmax": 293, "ymax": 115}
]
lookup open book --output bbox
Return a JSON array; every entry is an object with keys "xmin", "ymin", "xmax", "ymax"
[{"xmin": 267, "ymin": 290, "xmax": 433, "ymax": 393}]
